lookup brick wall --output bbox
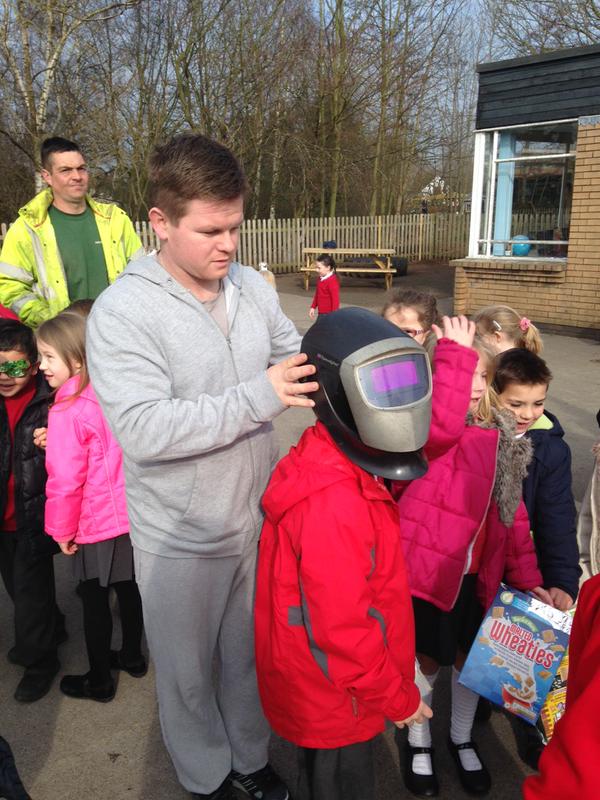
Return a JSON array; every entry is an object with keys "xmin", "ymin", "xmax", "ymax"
[{"xmin": 451, "ymin": 116, "xmax": 600, "ymax": 332}]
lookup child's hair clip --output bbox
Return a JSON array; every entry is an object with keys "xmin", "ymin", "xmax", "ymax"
[{"xmin": 519, "ymin": 317, "xmax": 531, "ymax": 332}]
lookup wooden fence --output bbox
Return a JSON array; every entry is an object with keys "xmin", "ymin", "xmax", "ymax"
[
  {"xmin": 132, "ymin": 213, "xmax": 472, "ymax": 271},
  {"xmin": 1, "ymin": 211, "xmax": 563, "ymax": 273}
]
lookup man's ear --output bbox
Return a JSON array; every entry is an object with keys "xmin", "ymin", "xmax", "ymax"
[
  {"xmin": 40, "ymin": 168, "xmax": 51, "ymax": 187},
  {"xmin": 149, "ymin": 207, "xmax": 169, "ymax": 242}
]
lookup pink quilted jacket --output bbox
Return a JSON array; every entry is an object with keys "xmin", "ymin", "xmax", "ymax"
[
  {"xmin": 394, "ymin": 339, "xmax": 542, "ymax": 612},
  {"xmin": 45, "ymin": 375, "xmax": 129, "ymax": 544}
]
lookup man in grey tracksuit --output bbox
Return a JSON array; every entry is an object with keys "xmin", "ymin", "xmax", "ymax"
[{"xmin": 86, "ymin": 134, "xmax": 318, "ymax": 800}]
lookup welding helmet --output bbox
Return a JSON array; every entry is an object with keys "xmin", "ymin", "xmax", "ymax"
[{"xmin": 301, "ymin": 307, "xmax": 432, "ymax": 480}]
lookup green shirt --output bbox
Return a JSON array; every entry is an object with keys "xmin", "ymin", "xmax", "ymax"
[{"xmin": 48, "ymin": 205, "xmax": 109, "ymax": 301}]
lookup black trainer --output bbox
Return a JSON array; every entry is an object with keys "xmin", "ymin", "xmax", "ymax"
[
  {"xmin": 191, "ymin": 777, "xmax": 236, "ymax": 799},
  {"xmin": 229, "ymin": 764, "xmax": 289, "ymax": 800}
]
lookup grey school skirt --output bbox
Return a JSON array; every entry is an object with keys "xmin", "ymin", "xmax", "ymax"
[{"xmin": 73, "ymin": 533, "xmax": 135, "ymax": 588}]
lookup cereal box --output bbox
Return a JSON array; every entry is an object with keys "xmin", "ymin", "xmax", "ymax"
[
  {"xmin": 537, "ymin": 650, "xmax": 569, "ymax": 742},
  {"xmin": 459, "ymin": 584, "xmax": 572, "ymax": 725}
]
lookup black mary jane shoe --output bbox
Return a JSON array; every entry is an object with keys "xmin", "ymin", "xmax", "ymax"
[
  {"xmin": 403, "ymin": 744, "xmax": 439, "ymax": 798},
  {"xmin": 60, "ymin": 673, "xmax": 115, "ymax": 703},
  {"xmin": 447, "ymin": 739, "xmax": 491, "ymax": 796}
]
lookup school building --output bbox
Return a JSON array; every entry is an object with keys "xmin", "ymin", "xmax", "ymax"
[{"xmin": 451, "ymin": 44, "xmax": 600, "ymax": 336}]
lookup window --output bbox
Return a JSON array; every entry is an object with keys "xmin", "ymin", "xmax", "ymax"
[{"xmin": 468, "ymin": 120, "xmax": 577, "ymax": 258}]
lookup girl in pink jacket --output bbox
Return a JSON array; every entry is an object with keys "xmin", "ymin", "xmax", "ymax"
[
  {"xmin": 37, "ymin": 312, "xmax": 145, "ymax": 703},
  {"xmin": 387, "ymin": 313, "xmax": 550, "ymax": 799}
]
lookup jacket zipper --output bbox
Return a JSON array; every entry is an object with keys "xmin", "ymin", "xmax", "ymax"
[
  {"xmin": 351, "ymin": 695, "xmax": 359, "ymax": 718},
  {"xmin": 219, "ymin": 280, "xmax": 259, "ymax": 534},
  {"xmin": 449, "ymin": 432, "xmax": 500, "ymax": 609}
]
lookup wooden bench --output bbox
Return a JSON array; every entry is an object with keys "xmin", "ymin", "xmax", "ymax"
[{"xmin": 301, "ymin": 247, "xmax": 398, "ymax": 291}]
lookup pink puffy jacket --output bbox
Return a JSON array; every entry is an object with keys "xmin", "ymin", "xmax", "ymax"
[
  {"xmin": 45, "ymin": 375, "xmax": 129, "ymax": 544},
  {"xmin": 394, "ymin": 339, "xmax": 542, "ymax": 612}
]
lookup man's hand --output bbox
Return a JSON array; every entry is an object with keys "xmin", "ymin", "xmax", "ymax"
[
  {"xmin": 431, "ymin": 315, "xmax": 475, "ymax": 349},
  {"xmin": 33, "ymin": 426, "xmax": 47, "ymax": 450},
  {"xmin": 530, "ymin": 586, "xmax": 555, "ymax": 606},
  {"xmin": 548, "ymin": 587, "xmax": 574, "ymax": 611},
  {"xmin": 267, "ymin": 353, "xmax": 319, "ymax": 408},
  {"xmin": 394, "ymin": 700, "xmax": 433, "ymax": 729},
  {"xmin": 309, "ymin": 308, "xmax": 316, "ymax": 319},
  {"xmin": 58, "ymin": 539, "xmax": 78, "ymax": 556}
]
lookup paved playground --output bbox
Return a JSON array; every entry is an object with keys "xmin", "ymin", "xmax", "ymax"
[{"xmin": 1, "ymin": 265, "xmax": 599, "ymax": 799}]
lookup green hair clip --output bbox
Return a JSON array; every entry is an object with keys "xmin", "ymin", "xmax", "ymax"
[{"xmin": 0, "ymin": 359, "xmax": 31, "ymax": 377}]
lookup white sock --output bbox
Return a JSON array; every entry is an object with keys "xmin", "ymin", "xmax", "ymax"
[
  {"xmin": 450, "ymin": 667, "xmax": 482, "ymax": 771},
  {"xmin": 407, "ymin": 664, "xmax": 439, "ymax": 776}
]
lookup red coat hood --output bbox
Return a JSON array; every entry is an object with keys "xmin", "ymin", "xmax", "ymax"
[{"xmin": 263, "ymin": 420, "xmax": 388, "ymax": 523}]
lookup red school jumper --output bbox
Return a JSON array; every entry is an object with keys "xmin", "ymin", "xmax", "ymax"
[{"xmin": 310, "ymin": 273, "xmax": 340, "ymax": 315}]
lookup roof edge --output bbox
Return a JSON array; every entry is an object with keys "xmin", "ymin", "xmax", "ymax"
[{"xmin": 477, "ymin": 43, "xmax": 600, "ymax": 74}]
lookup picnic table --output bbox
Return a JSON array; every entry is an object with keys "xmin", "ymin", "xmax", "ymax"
[{"xmin": 301, "ymin": 247, "xmax": 397, "ymax": 291}]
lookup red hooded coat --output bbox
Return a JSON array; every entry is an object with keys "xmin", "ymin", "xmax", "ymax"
[{"xmin": 255, "ymin": 421, "xmax": 420, "ymax": 748}]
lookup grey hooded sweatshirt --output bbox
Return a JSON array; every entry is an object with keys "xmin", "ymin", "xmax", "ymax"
[{"xmin": 86, "ymin": 255, "xmax": 301, "ymax": 558}]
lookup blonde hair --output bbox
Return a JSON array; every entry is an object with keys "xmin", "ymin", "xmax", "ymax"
[
  {"xmin": 471, "ymin": 336, "xmax": 501, "ymax": 424},
  {"xmin": 473, "ymin": 305, "xmax": 543, "ymax": 355},
  {"xmin": 36, "ymin": 312, "xmax": 89, "ymax": 399}
]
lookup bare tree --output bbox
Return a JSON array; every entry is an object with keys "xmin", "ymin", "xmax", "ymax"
[{"xmin": 0, "ymin": 0, "xmax": 140, "ymax": 186}]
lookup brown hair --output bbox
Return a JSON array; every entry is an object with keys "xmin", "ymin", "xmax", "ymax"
[
  {"xmin": 493, "ymin": 348, "xmax": 553, "ymax": 395},
  {"xmin": 148, "ymin": 133, "xmax": 248, "ymax": 224},
  {"xmin": 36, "ymin": 312, "xmax": 89, "ymax": 399},
  {"xmin": 381, "ymin": 289, "xmax": 440, "ymax": 365},
  {"xmin": 316, "ymin": 253, "xmax": 336, "ymax": 272},
  {"xmin": 473, "ymin": 305, "xmax": 543, "ymax": 355},
  {"xmin": 66, "ymin": 298, "xmax": 94, "ymax": 318},
  {"xmin": 41, "ymin": 136, "xmax": 81, "ymax": 170},
  {"xmin": 381, "ymin": 289, "xmax": 441, "ymax": 331}
]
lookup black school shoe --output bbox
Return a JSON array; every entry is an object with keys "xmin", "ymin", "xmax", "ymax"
[
  {"xmin": 403, "ymin": 744, "xmax": 439, "ymax": 798},
  {"xmin": 109, "ymin": 649, "xmax": 148, "ymax": 678},
  {"xmin": 0, "ymin": 736, "xmax": 31, "ymax": 800},
  {"xmin": 14, "ymin": 659, "xmax": 60, "ymax": 703},
  {"xmin": 229, "ymin": 764, "xmax": 289, "ymax": 800},
  {"xmin": 60, "ymin": 672, "xmax": 116, "ymax": 702},
  {"xmin": 447, "ymin": 739, "xmax": 491, "ymax": 796}
]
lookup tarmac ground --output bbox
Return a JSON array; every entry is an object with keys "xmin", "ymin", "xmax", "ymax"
[{"xmin": 1, "ymin": 263, "xmax": 599, "ymax": 799}]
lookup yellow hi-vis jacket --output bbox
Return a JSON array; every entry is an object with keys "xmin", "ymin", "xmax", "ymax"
[{"xmin": 0, "ymin": 189, "xmax": 144, "ymax": 327}]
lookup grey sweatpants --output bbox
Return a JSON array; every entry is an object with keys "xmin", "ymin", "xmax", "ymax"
[{"xmin": 134, "ymin": 532, "xmax": 270, "ymax": 794}]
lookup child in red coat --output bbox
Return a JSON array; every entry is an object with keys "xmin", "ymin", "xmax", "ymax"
[
  {"xmin": 255, "ymin": 308, "xmax": 432, "ymax": 800},
  {"xmin": 523, "ymin": 573, "xmax": 600, "ymax": 800},
  {"xmin": 308, "ymin": 254, "xmax": 340, "ymax": 318}
]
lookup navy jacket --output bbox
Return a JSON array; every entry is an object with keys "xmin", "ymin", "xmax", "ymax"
[{"xmin": 523, "ymin": 410, "xmax": 580, "ymax": 601}]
